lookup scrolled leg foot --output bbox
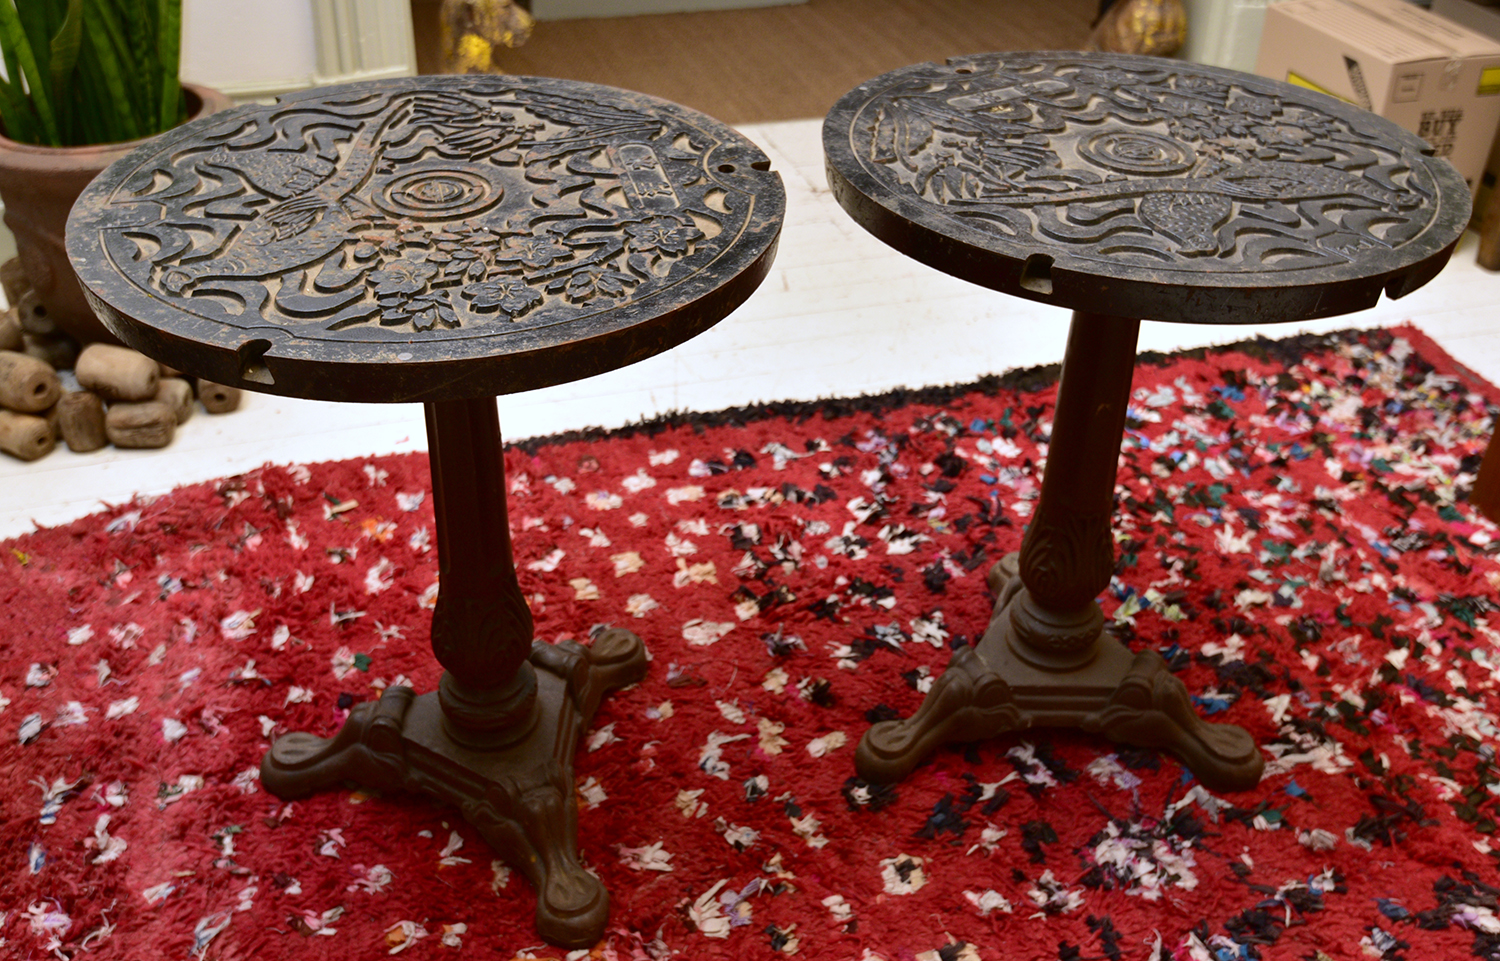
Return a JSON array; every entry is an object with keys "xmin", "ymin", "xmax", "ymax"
[
  {"xmin": 855, "ymin": 645, "xmax": 1021, "ymax": 783},
  {"xmin": 1093, "ymin": 651, "xmax": 1264, "ymax": 792},
  {"xmin": 261, "ymin": 686, "xmax": 414, "ymax": 799},
  {"xmin": 533, "ymin": 626, "xmax": 647, "ymax": 721},
  {"xmin": 463, "ymin": 782, "xmax": 608, "ymax": 949},
  {"xmin": 583, "ymin": 626, "xmax": 649, "ymax": 686}
]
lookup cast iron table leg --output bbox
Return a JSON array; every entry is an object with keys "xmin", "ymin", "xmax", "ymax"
[
  {"xmin": 1474, "ymin": 424, "xmax": 1500, "ymax": 524},
  {"xmin": 856, "ymin": 311, "xmax": 1264, "ymax": 793},
  {"xmin": 261, "ymin": 397, "xmax": 647, "ymax": 948}
]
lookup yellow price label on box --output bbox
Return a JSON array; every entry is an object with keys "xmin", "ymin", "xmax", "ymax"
[
  {"xmin": 1479, "ymin": 66, "xmax": 1500, "ymax": 96},
  {"xmin": 1286, "ymin": 71, "xmax": 1352, "ymax": 104}
]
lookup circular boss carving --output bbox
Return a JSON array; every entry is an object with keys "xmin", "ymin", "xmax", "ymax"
[
  {"xmin": 374, "ymin": 168, "xmax": 503, "ymax": 220},
  {"xmin": 1079, "ymin": 129, "xmax": 1196, "ymax": 175}
]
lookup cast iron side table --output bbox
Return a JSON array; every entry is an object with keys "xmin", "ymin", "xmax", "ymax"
[
  {"xmin": 824, "ymin": 52, "xmax": 1468, "ymax": 793},
  {"xmin": 67, "ymin": 76, "xmax": 784, "ymax": 948}
]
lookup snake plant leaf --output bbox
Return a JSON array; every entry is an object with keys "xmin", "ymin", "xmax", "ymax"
[
  {"xmin": 0, "ymin": 0, "xmax": 59, "ymax": 144},
  {"xmin": 0, "ymin": 76, "xmax": 38, "ymax": 143},
  {"xmin": 0, "ymin": 26, "xmax": 35, "ymax": 144},
  {"xmin": 79, "ymin": 0, "xmax": 140, "ymax": 142},
  {"xmin": 49, "ymin": 0, "xmax": 85, "ymax": 143},
  {"xmin": 13, "ymin": 0, "xmax": 53, "ymax": 78},
  {"xmin": 73, "ymin": 40, "xmax": 110, "ymax": 143},
  {"xmin": 122, "ymin": 0, "xmax": 152, "ymax": 124},
  {"xmin": 155, "ymin": 0, "xmax": 181, "ymax": 131},
  {"xmin": 0, "ymin": 2, "xmax": 37, "ymax": 143},
  {"xmin": 0, "ymin": 0, "xmax": 184, "ymax": 144}
]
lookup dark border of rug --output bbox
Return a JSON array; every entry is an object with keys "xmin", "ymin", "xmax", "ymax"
[{"xmin": 512, "ymin": 325, "xmax": 1500, "ymax": 454}]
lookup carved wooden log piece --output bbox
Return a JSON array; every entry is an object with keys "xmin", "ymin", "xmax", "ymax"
[
  {"xmin": 154, "ymin": 377, "xmax": 195, "ymax": 425},
  {"xmin": 16, "ymin": 289, "xmax": 56, "ymax": 337},
  {"xmin": 0, "ymin": 408, "xmax": 55, "ymax": 460},
  {"xmin": 23, "ymin": 333, "xmax": 79, "ymax": 371},
  {"xmin": 0, "ymin": 257, "xmax": 27, "ymax": 306},
  {"xmin": 76, "ymin": 343, "xmax": 159, "ymax": 401},
  {"xmin": 0, "ymin": 308, "xmax": 21, "ymax": 352},
  {"xmin": 105, "ymin": 400, "xmax": 176, "ymax": 448},
  {"xmin": 199, "ymin": 381, "xmax": 242, "ymax": 414},
  {"xmin": 55, "ymin": 391, "xmax": 107, "ymax": 452},
  {"xmin": 0, "ymin": 349, "xmax": 61, "ymax": 412}
]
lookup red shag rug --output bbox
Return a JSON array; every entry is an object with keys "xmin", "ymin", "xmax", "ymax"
[{"xmin": 2, "ymin": 325, "xmax": 1499, "ymax": 961}]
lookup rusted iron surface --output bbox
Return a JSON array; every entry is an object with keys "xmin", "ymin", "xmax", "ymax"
[
  {"xmin": 67, "ymin": 76, "xmax": 784, "ymax": 403},
  {"xmin": 823, "ymin": 52, "xmax": 1469, "ymax": 324}
]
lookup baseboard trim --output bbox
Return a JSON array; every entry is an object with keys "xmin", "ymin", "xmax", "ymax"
[
  {"xmin": 531, "ymin": 0, "xmax": 806, "ymax": 20},
  {"xmin": 201, "ymin": 63, "xmax": 420, "ymax": 104}
]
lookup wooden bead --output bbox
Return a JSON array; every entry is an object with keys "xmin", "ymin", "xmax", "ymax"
[
  {"xmin": 0, "ymin": 256, "xmax": 28, "ymax": 307},
  {"xmin": 22, "ymin": 333, "xmax": 79, "ymax": 371},
  {"xmin": 16, "ymin": 288, "xmax": 56, "ymax": 336},
  {"xmin": 154, "ymin": 377, "xmax": 194, "ymax": 425},
  {"xmin": 199, "ymin": 381, "xmax": 242, "ymax": 414},
  {"xmin": 0, "ymin": 409, "xmax": 55, "ymax": 460},
  {"xmin": 0, "ymin": 308, "xmax": 21, "ymax": 352},
  {"xmin": 105, "ymin": 400, "xmax": 175, "ymax": 449},
  {"xmin": 0, "ymin": 349, "xmax": 61, "ymax": 412},
  {"xmin": 76, "ymin": 344, "xmax": 159, "ymax": 402},
  {"xmin": 55, "ymin": 391, "xmax": 106, "ymax": 453}
]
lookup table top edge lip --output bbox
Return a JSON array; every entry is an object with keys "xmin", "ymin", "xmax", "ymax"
[
  {"xmin": 77, "ymin": 225, "xmax": 784, "ymax": 404},
  {"xmin": 822, "ymin": 153, "xmax": 1465, "ymax": 324}
]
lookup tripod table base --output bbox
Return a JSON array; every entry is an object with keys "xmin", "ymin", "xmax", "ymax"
[
  {"xmin": 261, "ymin": 628, "xmax": 648, "ymax": 949},
  {"xmin": 855, "ymin": 555, "xmax": 1265, "ymax": 793}
]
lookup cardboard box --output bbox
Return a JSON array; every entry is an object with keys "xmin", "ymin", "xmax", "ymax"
[{"xmin": 1255, "ymin": 0, "xmax": 1500, "ymax": 188}]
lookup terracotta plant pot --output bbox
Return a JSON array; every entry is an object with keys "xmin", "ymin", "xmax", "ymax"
[{"xmin": 0, "ymin": 83, "xmax": 233, "ymax": 345}]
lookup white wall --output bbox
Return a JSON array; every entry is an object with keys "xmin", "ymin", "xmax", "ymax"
[{"xmin": 182, "ymin": 0, "xmax": 321, "ymax": 98}]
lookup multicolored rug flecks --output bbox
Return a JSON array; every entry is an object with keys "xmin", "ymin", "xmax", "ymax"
[{"xmin": 3, "ymin": 325, "xmax": 1500, "ymax": 961}]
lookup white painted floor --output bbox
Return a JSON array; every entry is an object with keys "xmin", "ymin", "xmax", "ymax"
[{"xmin": 4, "ymin": 117, "xmax": 1498, "ymax": 540}]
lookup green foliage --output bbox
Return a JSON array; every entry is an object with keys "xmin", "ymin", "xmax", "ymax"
[{"xmin": 0, "ymin": 0, "xmax": 183, "ymax": 146}]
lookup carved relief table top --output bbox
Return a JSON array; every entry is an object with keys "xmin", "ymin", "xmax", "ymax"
[
  {"xmin": 66, "ymin": 76, "xmax": 784, "ymax": 950},
  {"xmin": 824, "ymin": 51, "xmax": 1468, "ymax": 325},
  {"xmin": 824, "ymin": 53, "xmax": 1469, "ymax": 797},
  {"xmin": 67, "ymin": 75, "xmax": 783, "ymax": 403}
]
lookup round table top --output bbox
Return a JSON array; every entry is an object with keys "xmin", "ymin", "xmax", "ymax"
[
  {"xmin": 823, "ymin": 52, "xmax": 1470, "ymax": 325},
  {"xmin": 67, "ymin": 76, "xmax": 784, "ymax": 403}
]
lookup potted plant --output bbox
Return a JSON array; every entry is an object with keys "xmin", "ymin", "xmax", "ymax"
[{"xmin": 0, "ymin": 0, "xmax": 230, "ymax": 344}]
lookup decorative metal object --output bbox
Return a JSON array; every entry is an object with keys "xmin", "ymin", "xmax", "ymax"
[
  {"xmin": 68, "ymin": 75, "xmax": 784, "ymax": 948},
  {"xmin": 69, "ymin": 76, "xmax": 782, "ymax": 401},
  {"xmin": 824, "ymin": 52, "xmax": 1468, "ymax": 793}
]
